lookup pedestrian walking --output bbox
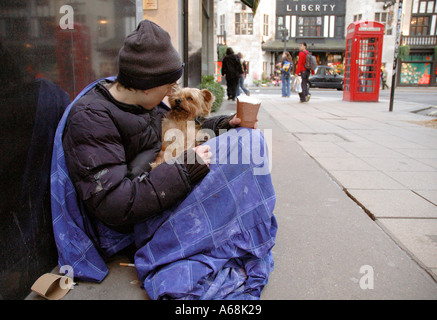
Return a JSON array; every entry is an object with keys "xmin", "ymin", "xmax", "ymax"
[
  {"xmin": 295, "ymin": 42, "xmax": 311, "ymax": 102},
  {"xmin": 237, "ymin": 52, "xmax": 250, "ymax": 96},
  {"xmin": 280, "ymin": 51, "xmax": 293, "ymax": 97},
  {"xmin": 381, "ymin": 67, "xmax": 389, "ymax": 90},
  {"xmin": 221, "ymin": 47, "xmax": 244, "ymax": 101}
]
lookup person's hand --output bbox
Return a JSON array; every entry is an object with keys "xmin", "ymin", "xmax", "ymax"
[
  {"xmin": 229, "ymin": 115, "xmax": 241, "ymax": 128},
  {"xmin": 194, "ymin": 145, "xmax": 212, "ymax": 167},
  {"xmin": 229, "ymin": 115, "xmax": 258, "ymax": 129}
]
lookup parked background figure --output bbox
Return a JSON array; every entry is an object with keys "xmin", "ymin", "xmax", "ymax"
[
  {"xmin": 280, "ymin": 51, "xmax": 293, "ymax": 97},
  {"xmin": 221, "ymin": 47, "xmax": 243, "ymax": 101},
  {"xmin": 237, "ymin": 52, "xmax": 250, "ymax": 96},
  {"xmin": 296, "ymin": 42, "xmax": 311, "ymax": 102}
]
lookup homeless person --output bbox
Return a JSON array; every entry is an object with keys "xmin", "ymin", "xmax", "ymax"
[
  {"xmin": 62, "ymin": 20, "xmax": 240, "ymax": 231},
  {"xmin": 51, "ymin": 19, "xmax": 277, "ymax": 300}
]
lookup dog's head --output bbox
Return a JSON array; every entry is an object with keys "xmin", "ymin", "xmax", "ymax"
[{"xmin": 167, "ymin": 88, "xmax": 215, "ymax": 119}]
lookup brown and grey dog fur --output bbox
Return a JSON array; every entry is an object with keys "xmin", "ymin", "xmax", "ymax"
[{"xmin": 150, "ymin": 87, "xmax": 215, "ymax": 169}]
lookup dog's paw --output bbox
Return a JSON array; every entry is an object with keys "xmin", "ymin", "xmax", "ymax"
[{"xmin": 149, "ymin": 162, "xmax": 158, "ymax": 170}]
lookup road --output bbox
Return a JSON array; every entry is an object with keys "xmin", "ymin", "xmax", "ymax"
[{"xmin": 248, "ymin": 87, "xmax": 437, "ymax": 109}]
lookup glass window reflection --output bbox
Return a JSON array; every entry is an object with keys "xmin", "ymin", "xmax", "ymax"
[
  {"xmin": 0, "ymin": 0, "xmax": 137, "ymax": 300},
  {"xmin": 0, "ymin": 0, "xmax": 136, "ymax": 99}
]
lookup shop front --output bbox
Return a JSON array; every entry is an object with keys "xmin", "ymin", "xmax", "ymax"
[
  {"xmin": 398, "ymin": 0, "xmax": 437, "ymax": 87},
  {"xmin": 262, "ymin": 0, "xmax": 346, "ymax": 76},
  {"xmin": 398, "ymin": 49, "xmax": 436, "ymax": 86}
]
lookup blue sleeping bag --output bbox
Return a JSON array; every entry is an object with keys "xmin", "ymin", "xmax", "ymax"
[{"xmin": 134, "ymin": 128, "xmax": 277, "ymax": 299}]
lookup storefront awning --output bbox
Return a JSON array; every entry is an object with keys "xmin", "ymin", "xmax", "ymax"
[
  {"xmin": 240, "ymin": 0, "xmax": 260, "ymax": 14},
  {"xmin": 262, "ymin": 39, "xmax": 346, "ymax": 53}
]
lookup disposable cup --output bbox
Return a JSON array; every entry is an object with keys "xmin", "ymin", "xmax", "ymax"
[{"xmin": 236, "ymin": 96, "xmax": 261, "ymax": 128}]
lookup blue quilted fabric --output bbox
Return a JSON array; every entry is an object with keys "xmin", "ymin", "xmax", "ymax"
[{"xmin": 134, "ymin": 128, "xmax": 277, "ymax": 299}]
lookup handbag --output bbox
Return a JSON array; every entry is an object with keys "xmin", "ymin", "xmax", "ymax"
[{"xmin": 292, "ymin": 76, "xmax": 302, "ymax": 93}]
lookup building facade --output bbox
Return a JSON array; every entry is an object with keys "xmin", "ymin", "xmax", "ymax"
[
  {"xmin": 399, "ymin": 0, "xmax": 437, "ymax": 86},
  {"xmin": 263, "ymin": 0, "xmax": 347, "ymax": 68},
  {"xmin": 215, "ymin": 0, "xmax": 276, "ymax": 85},
  {"xmin": 345, "ymin": 0, "xmax": 399, "ymax": 87},
  {"xmin": 216, "ymin": 0, "xmax": 437, "ymax": 87}
]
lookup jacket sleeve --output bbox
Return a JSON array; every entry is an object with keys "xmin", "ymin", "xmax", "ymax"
[
  {"xmin": 63, "ymin": 107, "xmax": 192, "ymax": 227},
  {"xmin": 201, "ymin": 114, "xmax": 235, "ymax": 136}
]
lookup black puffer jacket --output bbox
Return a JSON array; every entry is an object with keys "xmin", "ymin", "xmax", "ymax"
[
  {"xmin": 62, "ymin": 80, "xmax": 228, "ymax": 230},
  {"xmin": 221, "ymin": 54, "xmax": 244, "ymax": 80}
]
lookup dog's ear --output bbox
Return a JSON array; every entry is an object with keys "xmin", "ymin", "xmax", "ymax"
[
  {"xmin": 201, "ymin": 89, "xmax": 215, "ymax": 104},
  {"xmin": 200, "ymin": 89, "xmax": 215, "ymax": 116}
]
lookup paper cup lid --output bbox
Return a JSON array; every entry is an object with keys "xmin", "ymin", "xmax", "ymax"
[{"xmin": 237, "ymin": 96, "xmax": 261, "ymax": 104}]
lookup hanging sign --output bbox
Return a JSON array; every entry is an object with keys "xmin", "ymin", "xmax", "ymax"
[{"xmin": 143, "ymin": 0, "xmax": 158, "ymax": 10}]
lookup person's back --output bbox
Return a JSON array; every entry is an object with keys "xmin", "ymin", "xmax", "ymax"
[
  {"xmin": 221, "ymin": 48, "xmax": 243, "ymax": 100},
  {"xmin": 222, "ymin": 53, "xmax": 243, "ymax": 79},
  {"xmin": 281, "ymin": 51, "xmax": 293, "ymax": 97}
]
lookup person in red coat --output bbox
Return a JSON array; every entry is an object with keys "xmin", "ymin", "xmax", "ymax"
[{"xmin": 295, "ymin": 42, "xmax": 311, "ymax": 102}]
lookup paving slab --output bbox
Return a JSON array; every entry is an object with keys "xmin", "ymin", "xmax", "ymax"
[
  {"xmin": 257, "ymin": 92, "xmax": 437, "ymax": 295},
  {"xmin": 329, "ymin": 170, "xmax": 407, "ymax": 190},
  {"xmin": 377, "ymin": 218, "xmax": 437, "ymax": 280},
  {"xmin": 414, "ymin": 190, "xmax": 437, "ymax": 206},
  {"xmin": 384, "ymin": 171, "xmax": 437, "ymax": 190},
  {"xmin": 362, "ymin": 157, "xmax": 436, "ymax": 172},
  {"xmin": 347, "ymin": 189, "xmax": 437, "ymax": 218}
]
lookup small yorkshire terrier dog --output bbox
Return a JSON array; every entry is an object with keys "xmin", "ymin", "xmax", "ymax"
[{"xmin": 150, "ymin": 87, "xmax": 215, "ymax": 169}]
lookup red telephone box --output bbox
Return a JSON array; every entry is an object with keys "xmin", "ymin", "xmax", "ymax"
[{"xmin": 343, "ymin": 21, "xmax": 384, "ymax": 102}]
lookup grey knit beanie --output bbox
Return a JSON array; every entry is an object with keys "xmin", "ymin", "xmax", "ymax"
[{"xmin": 117, "ymin": 20, "xmax": 184, "ymax": 90}]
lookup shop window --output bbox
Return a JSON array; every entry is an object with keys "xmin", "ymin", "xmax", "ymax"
[
  {"xmin": 219, "ymin": 14, "xmax": 225, "ymax": 35},
  {"xmin": 277, "ymin": 16, "xmax": 285, "ymax": 30},
  {"xmin": 410, "ymin": 16, "xmax": 430, "ymax": 35},
  {"xmin": 263, "ymin": 14, "xmax": 269, "ymax": 37},
  {"xmin": 410, "ymin": 1, "xmax": 436, "ymax": 35},
  {"xmin": 375, "ymin": 12, "xmax": 393, "ymax": 35},
  {"xmin": 235, "ymin": 12, "xmax": 253, "ymax": 35},
  {"xmin": 401, "ymin": 62, "xmax": 431, "ymax": 84},
  {"xmin": 297, "ymin": 16, "xmax": 322, "ymax": 37},
  {"xmin": 400, "ymin": 54, "xmax": 433, "ymax": 85},
  {"xmin": 353, "ymin": 14, "xmax": 362, "ymax": 22},
  {"xmin": 412, "ymin": 0, "xmax": 436, "ymax": 14},
  {"xmin": 276, "ymin": 16, "xmax": 285, "ymax": 39}
]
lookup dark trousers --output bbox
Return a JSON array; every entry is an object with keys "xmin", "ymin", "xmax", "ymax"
[
  {"xmin": 299, "ymin": 70, "xmax": 310, "ymax": 102},
  {"xmin": 226, "ymin": 77, "xmax": 239, "ymax": 99}
]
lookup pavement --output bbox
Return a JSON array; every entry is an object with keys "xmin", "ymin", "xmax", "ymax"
[{"xmin": 26, "ymin": 87, "xmax": 437, "ymax": 300}]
